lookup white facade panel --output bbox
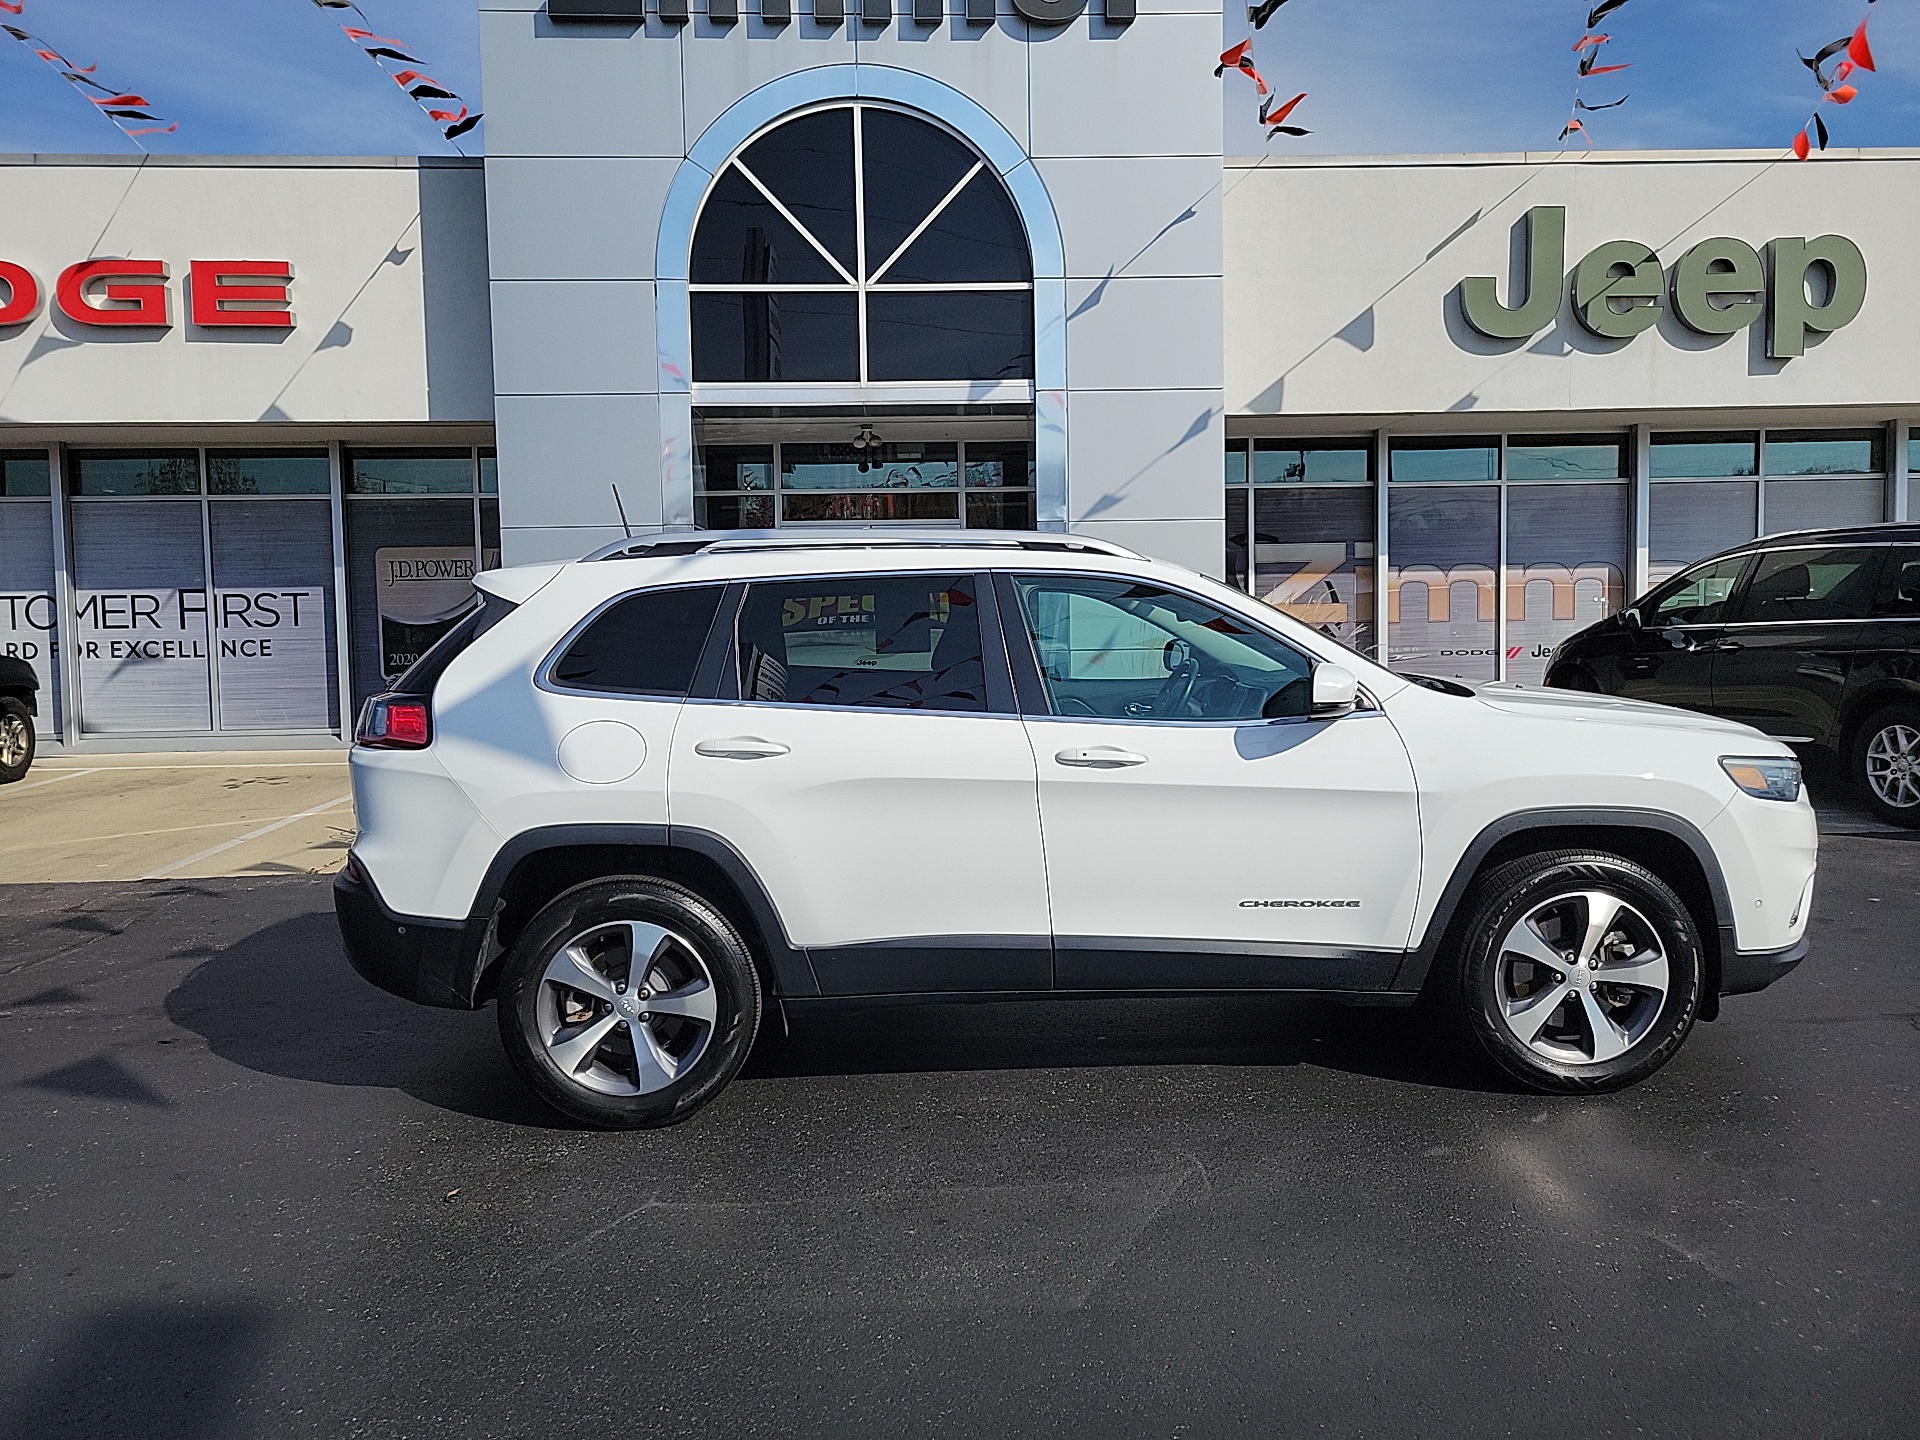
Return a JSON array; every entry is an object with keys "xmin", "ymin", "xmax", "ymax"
[
  {"xmin": 494, "ymin": 393, "xmax": 663, "ymax": 533},
  {"xmin": 0, "ymin": 159, "xmax": 492, "ymax": 427},
  {"xmin": 1064, "ymin": 387, "xmax": 1223, "ymax": 522},
  {"xmin": 1033, "ymin": 155, "xmax": 1223, "ymax": 280},
  {"xmin": 1027, "ymin": 14, "xmax": 1222, "ymax": 160},
  {"xmin": 477, "ymin": 10, "xmax": 687, "ymax": 159},
  {"xmin": 484, "ymin": 157, "xmax": 680, "ymax": 280},
  {"xmin": 490, "ymin": 281, "xmax": 658, "ymax": 395},
  {"xmin": 1066, "ymin": 276, "xmax": 1224, "ymax": 391},
  {"xmin": 1226, "ymin": 152, "xmax": 1920, "ymax": 420}
]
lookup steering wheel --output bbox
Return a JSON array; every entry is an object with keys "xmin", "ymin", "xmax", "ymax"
[{"xmin": 1150, "ymin": 640, "xmax": 1201, "ymax": 718}]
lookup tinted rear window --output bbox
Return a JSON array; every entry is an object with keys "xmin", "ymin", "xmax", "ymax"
[
  {"xmin": 393, "ymin": 592, "xmax": 516, "ymax": 697},
  {"xmin": 550, "ymin": 584, "xmax": 725, "ymax": 696}
]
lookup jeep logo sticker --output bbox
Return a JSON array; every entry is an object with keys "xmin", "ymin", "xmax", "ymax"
[{"xmin": 1457, "ymin": 204, "xmax": 1866, "ymax": 360}]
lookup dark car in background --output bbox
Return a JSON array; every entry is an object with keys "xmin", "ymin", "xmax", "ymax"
[{"xmin": 1547, "ymin": 523, "xmax": 1920, "ymax": 827}]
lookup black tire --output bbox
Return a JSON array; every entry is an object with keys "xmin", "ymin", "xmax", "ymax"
[
  {"xmin": 1433, "ymin": 849, "xmax": 1705, "ymax": 1094},
  {"xmin": 1848, "ymin": 702, "xmax": 1920, "ymax": 828},
  {"xmin": 496, "ymin": 876, "xmax": 762, "ymax": 1128},
  {"xmin": 0, "ymin": 696, "xmax": 33, "ymax": 784}
]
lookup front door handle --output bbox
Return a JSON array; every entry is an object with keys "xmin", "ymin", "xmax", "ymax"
[
  {"xmin": 694, "ymin": 736, "xmax": 791, "ymax": 760},
  {"xmin": 1055, "ymin": 746, "xmax": 1148, "ymax": 768},
  {"xmin": 1714, "ymin": 640, "xmax": 1745, "ymax": 653}
]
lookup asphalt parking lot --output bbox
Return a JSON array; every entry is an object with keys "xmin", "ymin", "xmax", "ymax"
[{"xmin": 1, "ymin": 763, "xmax": 1916, "ymax": 1438}]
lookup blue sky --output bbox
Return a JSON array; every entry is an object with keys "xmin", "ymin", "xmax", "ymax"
[{"xmin": 0, "ymin": 0, "xmax": 1915, "ymax": 157}]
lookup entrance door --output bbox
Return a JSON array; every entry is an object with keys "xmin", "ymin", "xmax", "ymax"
[
  {"xmin": 1614, "ymin": 551, "xmax": 1754, "ymax": 711},
  {"xmin": 1000, "ymin": 572, "xmax": 1422, "ymax": 993},
  {"xmin": 669, "ymin": 570, "xmax": 1052, "ymax": 995}
]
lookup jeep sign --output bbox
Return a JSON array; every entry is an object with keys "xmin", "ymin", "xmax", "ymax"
[{"xmin": 1458, "ymin": 205, "xmax": 1865, "ymax": 359}]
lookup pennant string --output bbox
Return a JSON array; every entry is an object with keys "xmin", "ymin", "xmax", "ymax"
[
  {"xmin": 1791, "ymin": 9, "xmax": 1878, "ymax": 159},
  {"xmin": 1563, "ymin": 0, "xmax": 1631, "ymax": 147},
  {"xmin": 1, "ymin": 6, "xmax": 173, "ymax": 149},
  {"xmin": 312, "ymin": 0, "xmax": 482, "ymax": 151}
]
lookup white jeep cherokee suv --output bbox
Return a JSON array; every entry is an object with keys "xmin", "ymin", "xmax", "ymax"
[{"xmin": 337, "ymin": 531, "xmax": 1817, "ymax": 1127}]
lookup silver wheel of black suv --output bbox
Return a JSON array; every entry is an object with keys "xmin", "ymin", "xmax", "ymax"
[
  {"xmin": 497, "ymin": 878, "xmax": 762, "ymax": 1128},
  {"xmin": 1852, "ymin": 703, "xmax": 1920, "ymax": 828},
  {"xmin": 1437, "ymin": 850, "xmax": 1705, "ymax": 1094},
  {"xmin": 0, "ymin": 697, "xmax": 33, "ymax": 784}
]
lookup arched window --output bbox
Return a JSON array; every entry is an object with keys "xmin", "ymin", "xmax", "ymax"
[{"xmin": 690, "ymin": 105, "xmax": 1033, "ymax": 385}]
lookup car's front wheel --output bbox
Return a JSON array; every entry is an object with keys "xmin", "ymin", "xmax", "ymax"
[
  {"xmin": 1850, "ymin": 703, "xmax": 1920, "ymax": 828},
  {"xmin": 496, "ymin": 877, "xmax": 762, "ymax": 1128},
  {"xmin": 1437, "ymin": 850, "xmax": 1705, "ymax": 1093},
  {"xmin": 0, "ymin": 696, "xmax": 34, "ymax": 784}
]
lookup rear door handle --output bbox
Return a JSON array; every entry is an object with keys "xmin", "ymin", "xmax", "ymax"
[
  {"xmin": 1055, "ymin": 746, "xmax": 1148, "ymax": 768},
  {"xmin": 694, "ymin": 737, "xmax": 791, "ymax": 760}
]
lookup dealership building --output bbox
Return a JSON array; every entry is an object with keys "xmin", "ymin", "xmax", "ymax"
[{"xmin": 2, "ymin": 0, "xmax": 1915, "ymax": 747}]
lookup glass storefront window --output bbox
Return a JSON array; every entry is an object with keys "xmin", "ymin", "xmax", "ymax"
[
  {"xmin": 1649, "ymin": 480, "xmax": 1757, "ymax": 586},
  {"xmin": 1506, "ymin": 436, "xmax": 1625, "ymax": 481},
  {"xmin": 1389, "ymin": 438, "xmax": 1498, "ymax": 483},
  {"xmin": 1766, "ymin": 477, "xmax": 1884, "ymax": 534},
  {"xmin": 1763, "ymin": 429, "xmax": 1882, "ymax": 476},
  {"xmin": 1225, "ymin": 443, "xmax": 1247, "ymax": 487},
  {"xmin": 207, "ymin": 451, "xmax": 330, "ymax": 496},
  {"xmin": 344, "ymin": 497, "xmax": 479, "ymax": 704},
  {"xmin": 479, "ymin": 450, "xmax": 498, "ymax": 494},
  {"xmin": 1388, "ymin": 487, "xmax": 1498, "ymax": 680},
  {"xmin": 70, "ymin": 493, "xmax": 212, "ymax": 733},
  {"xmin": 1651, "ymin": 432, "xmax": 1757, "ymax": 477},
  {"xmin": 1506, "ymin": 484, "xmax": 1628, "ymax": 685},
  {"xmin": 781, "ymin": 442, "xmax": 959, "ymax": 490},
  {"xmin": 1, "ymin": 452, "xmax": 51, "ymax": 497},
  {"xmin": 1251, "ymin": 487, "xmax": 1374, "ymax": 654},
  {"xmin": 346, "ymin": 449, "xmax": 477, "ymax": 495},
  {"xmin": 70, "ymin": 451, "xmax": 199, "ymax": 497},
  {"xmin": 209, "ymin": 498, "xmax": 339, "ymax": 730},
  {"xmin": 1252, "ymin": 439, "xmax": 1370, "ymax": 485}
]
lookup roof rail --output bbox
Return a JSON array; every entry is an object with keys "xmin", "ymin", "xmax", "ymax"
[{"xmin": 582, "ymin": 529, "xmax": 1142, "ymax": 562}]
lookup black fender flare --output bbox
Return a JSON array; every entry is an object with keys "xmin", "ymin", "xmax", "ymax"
[
  {"xmin": 1389, "ymin": 806, "xmax": 1737, "ymax": 998},
  {"xmin": 458, "ymin": 823, "xmax": 819, "ymax": 1004}
]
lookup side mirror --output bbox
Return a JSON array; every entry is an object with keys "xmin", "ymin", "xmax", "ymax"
[
  {"xmin": 1621, "ymin": 607, "xmax": 1643, "ymax": 630},
  {"xmin": 1309, "ymin": 663, "xmax": 1358, "ymax": 718}
]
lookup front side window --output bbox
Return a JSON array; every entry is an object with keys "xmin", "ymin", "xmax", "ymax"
[
  {"xmin": 1013, "ymin": 576, "xmax": 1314, "ymax": 722},
  {"xmin": 1737, "ymin": 548, "xmax": 1882, "ymax": 625},
  {"xmin": 550, "ymin": 585, "xmax": 727, "ymax": 696},
  {"xmin": 736, "ymin": 574, "xmax": 987, "ymax": 713},
  {"xmin": 1643, "ymin": 554, "xmax": 1752, "ymax": 627},
  {"xmin": 690, "ymin": 104, "xmax": 1033, "ymax": 385}
]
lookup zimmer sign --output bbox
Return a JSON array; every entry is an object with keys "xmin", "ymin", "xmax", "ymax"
[{"xmin": 1457, "ymin": 206, "xmax": 1865, "ymax": 359}]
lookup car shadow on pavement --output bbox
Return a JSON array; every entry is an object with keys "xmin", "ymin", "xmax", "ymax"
[
  {"xmin": 748, "ymin": 993, "xmax": 1511, "ymax": 1094},
  {"xmin": 163, "ymin": 911, "xmax": 572, "ymax": 1130},
  {"xmin": 0, "ymin": 1299, "xmax": 273, "ymax": 1440}
]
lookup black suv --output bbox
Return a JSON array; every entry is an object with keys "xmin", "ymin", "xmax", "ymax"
[
  {"xmin": 1547, "ymin": 523, "xmax": 1920, "ymax": 827},
  {"xmin": 0, "ymin": 654, "xmax": 38, "ymax": 784}
]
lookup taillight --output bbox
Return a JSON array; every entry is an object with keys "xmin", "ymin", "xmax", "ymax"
[{"xmin": 356, "ymin": 695, "xmax": 431, "ymax": 749}]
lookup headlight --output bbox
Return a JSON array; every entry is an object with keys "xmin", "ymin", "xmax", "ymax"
[{"xmin": 1720, "ymin": 756, "xmax": 1803, "ymax": 802}]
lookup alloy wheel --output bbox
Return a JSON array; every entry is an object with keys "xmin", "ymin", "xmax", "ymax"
[
  {"xmin": 1494, "ymin": 890, "xmax": 1670, "ymax": 1065},
  {"xmin": 0, "ymin": 713, "xmax": 28, "ymax": 770},
  {"xmin": 535, "ymin": 919, "xmax": 719, "ymax": 1096},
  {"xmin": 1864, "ymin": 722, "xmax": 1920, "ymax": 810}
]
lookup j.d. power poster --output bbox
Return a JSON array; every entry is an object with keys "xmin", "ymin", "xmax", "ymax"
[{"xmin": 374, "ymin": 547, "xmax": 484, "ymax": 681}]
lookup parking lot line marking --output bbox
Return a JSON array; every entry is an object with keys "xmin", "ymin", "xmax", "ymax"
[
  {"xmin": 142, "ymin": 793, "xmax": 355, "ymax": 879},
  {"xmin": 3, "ymin": 768, "xmax": 103, "ymax": 794}
]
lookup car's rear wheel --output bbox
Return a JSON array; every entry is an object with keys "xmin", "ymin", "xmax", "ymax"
[
  {"xmin": 1850, "ymin": 703, "xmax": 1920, "ymax": 828},
  {"xmin": 496, "ymin": 877, "xmax": 762, "ymax": 1128},
  {"xmin": 0, "ymin": 697, "xmax": 33, "ymax": 784},
  {"xmin": 1436, "ymin": 850, "xmax": 1704, "ymax": 1093}
]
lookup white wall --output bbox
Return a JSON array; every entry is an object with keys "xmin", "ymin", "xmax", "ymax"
[
  {"xmin": 1226, "ymin": 150, "xmax": 1920, "ymax": 422},
  {"xmin": 0, "ymin": 158, "xmax": 494, "ymax": 427},
  {"xmin": 479, "ymin": 1, "xmax": 1226, "ymax": 574}
]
